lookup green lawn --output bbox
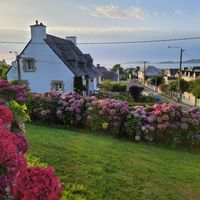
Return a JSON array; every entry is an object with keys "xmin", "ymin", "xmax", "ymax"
[{"xmin": 26, "ymin": 123, "xmax": 200, "ymax": 200}]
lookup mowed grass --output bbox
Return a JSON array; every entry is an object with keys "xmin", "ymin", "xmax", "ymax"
[{"xmin": 26, "ymin": 123, "xmax": 200, "ymax": 200}]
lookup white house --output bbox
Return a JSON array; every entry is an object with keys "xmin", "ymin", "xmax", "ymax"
[{"xmin": 7, "ymin": 21, "xmax": 101, "ymax": 95}]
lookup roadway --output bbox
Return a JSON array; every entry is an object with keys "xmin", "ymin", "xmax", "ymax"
[{"xmin": 142, "ymin": 86, "xmax": 191, "ymax": 109}]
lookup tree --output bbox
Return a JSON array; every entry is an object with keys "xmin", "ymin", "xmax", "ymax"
[
  {"xmin": 150, "ymin": 76, "xmax": 163, "ymax": 86},
  {"xmin": 0, "ymin": 63, "xmax": 9, "ymax": 80},
  {"xmin": 168, "ymin": 79, "xmax": 189, "ymax": 93},
  {"xmin": 111, "ymin": 64, "xmax": 122, "ymax": 73},
  {"xmin": 159, "ymin": 83, "xmax": 168, "ymax": 92},
  {"xmin": 191, "ymin": 85, "xmax": 200, "ymax": 98},
  {"xmin": 188, "ymin": 79, "xmax": 200, "ymax": 93},
  {"xmin": 129, "ymin": 85, "xmax": 144, "ymax": 102},
  {"xmin": 168, "ymin": 82, "xmax": 177, "ymax": 92}
]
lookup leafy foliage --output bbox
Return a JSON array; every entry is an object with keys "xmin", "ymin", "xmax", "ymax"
[
  {"xmin": 159, "ymin": 83, "xmax": 168, "ymax": 92},
  {"xmin": 129, "ymin": 85, "xmax": 144, "ymax": 102},
  {"xmin": 168, "ymin": 79, "xmax": 189, "ymax": 93},
  {"xmin": 150, "ymin": 76, "xmax": 164, "ymax": 86},
  {"xmin": 100, "ymin": 80, "xmax": 126, "ymax": 92},
  {"xmin": 74, "ymin": 76, "xmax": 86, "ymax": 94},
  {"xmin": 191, "ymin": 85, "xmax": 200, "ymax": 98},
  {"xmin": 9, "ymin": 100, "xmax": 30, "ymax": 123},
  {"xmin": 0, "ymin": 63, "xmax": 9, "ymax": 80}
]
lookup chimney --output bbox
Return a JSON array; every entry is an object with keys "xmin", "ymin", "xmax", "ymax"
[
  {"xmin": 30, "ymin": 20, "xmax": 46, "ymax": 42},
  {"xmin": 66, "ymin": 36, "xmax": 77, "ymax": 45},
  {"xmin": 96, "ymin": 64, "xmax": 100, "ymax": 68}
]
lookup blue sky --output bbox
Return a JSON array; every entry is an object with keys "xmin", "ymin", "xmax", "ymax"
[{"xmin": 1, "ymin": 0, "xmax": 200, "ymax": 67}]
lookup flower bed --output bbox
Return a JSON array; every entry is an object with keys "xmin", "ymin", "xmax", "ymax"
[
  {"xmin": 25, "ymin": 92, "xmax": 200, "ymax": 149},
  {"xmin": 0, "ymin": 80, "xmax": 199, "ymax": 150}
]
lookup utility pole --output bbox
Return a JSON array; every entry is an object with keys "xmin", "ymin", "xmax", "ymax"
[
  {"xmin": 178, "ymin": 48, "xmax": 183, "ymax": 102},
  {"xmin": 143, "ymin": 61, "xmax": 146, "ymax": 86},
  {"xmin": 16, "ymin": 55, "xmax": 21, "ymax": 83},
  {"xmin": 168, "ymin": 46, "xmax": 184, "ymax": 102},
  {"xmin": 9, "ymin": 51, "xmax": 21, "ymax": 83}
]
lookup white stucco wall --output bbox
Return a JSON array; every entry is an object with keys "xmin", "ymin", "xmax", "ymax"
[
  {"xmin": 7, "ymin": 61, "xmax": 18, "ymax": 81},
  {"xmin": 88, "ymin": 77, "xmax": 97, "ymax": 92},
  {"xmin": 97, "ymin": 76, "xmax": 102, "ymax": 85},
  {"xmin": 8, "ymin": 41, "xmax": 74, "ymax": 93}
]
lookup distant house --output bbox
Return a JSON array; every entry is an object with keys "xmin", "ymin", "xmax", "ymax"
[
  {"xmin": 7, "ymin": 21, "xmax": 101, "ymax": 95},
  {"xmin": 181, "ymin": 66, "xmax": 200, "ymax": 81},
  {"xmin": 164, "ymin": 68, "xmax": 179, "ymax": 84},
  {"xmin": 96, "ymin": 65, "xmax": 119, "ymax": 82},
  {"xmin": 164, "ymin": 68, "xmax": 179, "ymax": 77},
  {"xmin": 132, "ymin": 66, "xmax": 140, "ymax": 78},
  {"xmin": 123, "ymin": 66, "xmax": 140, "ymax": 79},
  {"xmin": 138, "ymin": 66, "xmax": 162, "ymax": 84}
]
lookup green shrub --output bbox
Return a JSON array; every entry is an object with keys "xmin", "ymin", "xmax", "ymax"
[
  {"xmin": 150, "ymin": 76, "xmax": 163, "ymax": 86},
  {"xmin": 159, "ymin": 83, "xmax": 168, "ymax": 92},
  {"xmin": 11, "ymin": 80, "xmax": 21, "ymax": 85},
  {"xmin": 168, "ymin": 79, "xmax": 189, "ymax": 93},
  {"xmin": 111, "ymin": 82, "xmax": 126, "ymax": 92},
  {"xmin": 129, "ymin": 85, "xmax": 144, "ymax": 102},
  {"xmin": 100, "ymin": 80, "xmax": 126, "ymax": 92}
]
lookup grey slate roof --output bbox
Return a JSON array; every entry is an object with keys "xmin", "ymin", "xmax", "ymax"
[
  {"xmin": 96, "ymin": 66, "xmax": 108, "ymax": 73},
  {"xmin": 140, "ymin": 66, "xmax": 162, "ymax": 77},
  {"xmin": 96, "ymin": 66, "xmax": 118, "ymax": 82},
  {"xmin": 103, "ymin": 71, "xmax": 118, "ymax": 81},
  {"xmin": 45, "ymin": 34, "xmax": 100, "ymax": 78}
]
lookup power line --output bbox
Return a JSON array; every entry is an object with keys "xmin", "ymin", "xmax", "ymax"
[
  {"xmin": 78, "ymin": 37, "xmax": 200, "ymax": 45},
  {"xmin": 0, "ymin": 36, "xmax": 200, "ymax": 45}
]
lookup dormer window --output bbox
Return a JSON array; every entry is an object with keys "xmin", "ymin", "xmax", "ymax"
[{"xmin": 23, "ymin": 58, "xmax": 36, "ymax": 72}]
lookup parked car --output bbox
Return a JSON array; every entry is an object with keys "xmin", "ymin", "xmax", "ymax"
[{"xmin": 148, "ymin": 92, "xmax": 161, "ymax": 102}]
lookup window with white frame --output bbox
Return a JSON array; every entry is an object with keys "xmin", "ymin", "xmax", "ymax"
[
  {"xmin": 23, "ymin": 58, "xmax": 36, "ymax": 72},
  {"xmin": 51, "ymin": 81, "xmax": 64, "ymax": 92}
]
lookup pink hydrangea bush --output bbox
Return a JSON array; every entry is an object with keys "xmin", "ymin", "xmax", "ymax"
[
  {"xmin": 26, "ymin": 92, "xmax": 59, "ymax": 122},
  {"xmin": 27, "ymin": 92, "xmax": 87, "ymax": 127},
  {"xmin": 0, "ymin": 105, "xmax": 62, "ymax": 199},
  {"xmin": 138, "ymin": 103, "xmax": 200, "ymax": 148},
  {"xmin": 0, "ymin": 80, "xmax": 29, "ymax": 103},
  {"xmin": 57, "ymin": 93, "xmax": 87, "ymax": 127},
  {"xmin": 25, "ymin": 91, "xmax": 200, "ymax": 149},
  {"xmin": 86, "ymin": 98, "xmax": 140, "ymax": 137}
]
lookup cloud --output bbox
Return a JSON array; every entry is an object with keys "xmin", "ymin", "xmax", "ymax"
[
  {"xmin": 174, "ymin": 9, "xmax": 184, "ymax": 16},
  {"xmin": 49, "ymin": 26, "xmax": 156, "ymax": 35},
  {"xmin": 80, "ymin": 4, "xmax": 147, "ymax": 20}
]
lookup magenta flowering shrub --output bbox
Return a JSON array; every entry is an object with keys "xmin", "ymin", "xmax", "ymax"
[
  {"xmin": 27, "ymin": 92, "xmax": 88, "ymax": 127},
  {"xmin": 0, "ymin": 80, "xmax": 29, "ymax": 103},
  {"xmin": 0, "ymin": 105, "xmax": 62, "ymax": 199},
  {"xmin": 57, "ymin": 93, "xmax": 87, "ymax": 127},
  {"xmin": 11, "ymin": 167, "xmax": 62, "ymax": 200},
  {"xmin": 86, "ymin": 98, "xmax": 141, "ymax": 137},
  {"xmin": 27, "ymin": 92, "xmax": 60, "ymax": 122},
  {"xmin": 137, "ymin": 103, "xmax": 200, "ymax": 148}
]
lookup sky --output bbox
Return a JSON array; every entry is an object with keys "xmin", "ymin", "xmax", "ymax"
[{"xmin": 1, "ymin": 0, "xmax": 200, "ymax": 68}]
